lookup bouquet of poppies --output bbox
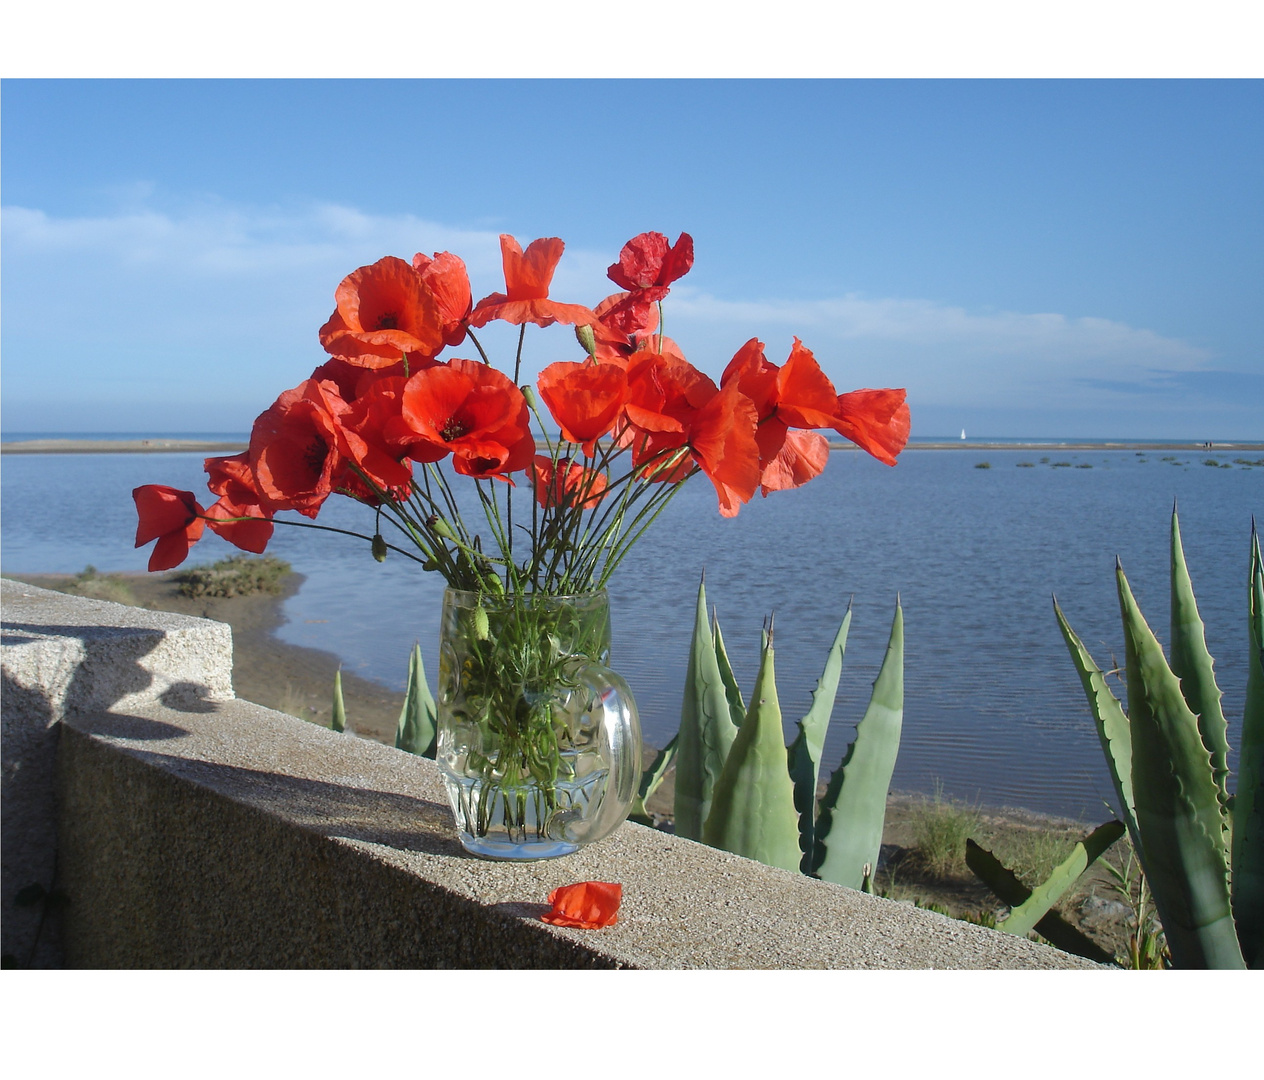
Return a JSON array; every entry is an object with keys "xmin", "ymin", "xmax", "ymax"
[
  {"xmin": 134, "ymin": 229, "xmax": 909, "ymax": 590},
  {"xmin": 134, "ymin": 230, "xmax": 909, "ymax": 856}
]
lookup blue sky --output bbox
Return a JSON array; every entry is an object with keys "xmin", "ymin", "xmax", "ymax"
[{"xmin": 3, "ymin": 78, "xmax": 1261, "ymax": 439}]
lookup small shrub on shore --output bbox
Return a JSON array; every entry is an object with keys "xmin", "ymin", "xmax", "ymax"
[
  {"xmin": 173, "ymin": 554, "xmax": 292, "ymax": 598},
  {"xmin": 57, "ymin": 566, "xmax": 137, "ymax": 605},
  {"xmin": 974, "ymin": 461, "xmax": 991, "ymax": 469},
  {"xmin": 909, "ymin": 784, "xmax": 982, "ymax": 878}
]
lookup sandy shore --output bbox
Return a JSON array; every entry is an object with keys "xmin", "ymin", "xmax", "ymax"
[{"xmin": 6, "ymin": 437, "xmax": 1261, "ymax": 455}]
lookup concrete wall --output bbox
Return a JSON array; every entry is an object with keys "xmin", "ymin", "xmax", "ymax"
[{"xmin": 1, "ymin": 579, "xmax": 1100, "ymax": 969}]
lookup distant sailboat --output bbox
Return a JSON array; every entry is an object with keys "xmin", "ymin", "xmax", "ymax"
[{"xmin": 960, "ymin": 428, "xmax": 966, "ymax": 440}]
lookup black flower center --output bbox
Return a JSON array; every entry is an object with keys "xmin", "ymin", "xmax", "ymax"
[{"xmin": 375, "ymin": 312, "xmax": 400, "ymax": 330}]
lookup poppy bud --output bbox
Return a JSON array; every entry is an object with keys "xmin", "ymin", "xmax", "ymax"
[
  {"xmin": 521, "ymin": 384, "xmax": 538, "ymax": 409},
  {"xmin": 371, "ymin": 534, "xmax": 388, "ymax": 562},
  {"xmin": 483, "ymin": 573, "xmax": 504, "ymax": 594},
  {"xmin": 430, "ymin": 517, "xmax": 457, "ymax": 541},
  {"xmin": 473, "ymin": 605, "xmax": 490, "ymax": 641},
  {"xmin": 422, "ymin": 557, "xmax": 439, "ymax": 572},
  {"xmin": 575, "ymin": 324, "xmax": 597, "ymax": 359}
]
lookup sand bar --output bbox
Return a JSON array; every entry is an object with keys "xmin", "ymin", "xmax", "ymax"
[{"xmin": 1, "ymin": 439, "xmax": 249, "ymax": 455}]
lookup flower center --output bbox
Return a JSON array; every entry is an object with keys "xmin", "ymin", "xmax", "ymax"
[
  {"xmin": 305, "ymin": 436, "xmax": 329, "ymax": 475},
  {"xmin": 375, "ymin": 312, "xmax": 400, "ymax": 330},
  {"xmin": 441, "ymin": 417, "xmax": 468, "ymax": 442}
]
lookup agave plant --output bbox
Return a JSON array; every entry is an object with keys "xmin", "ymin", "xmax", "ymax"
[
  {"xmin": 671, "ymin": 577, "xmax": 905, "ymax": 889},
  {"xmin": 1053, "ymin": 509, "xmax": 1263, "ymax": 969}
]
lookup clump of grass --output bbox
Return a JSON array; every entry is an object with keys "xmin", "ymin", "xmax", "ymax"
[
  {"xmin": 1016, "ymin": 461, "xmax": 1035, "ymax": 468},
  {"xmin": 1161, "ymin": 456, "xmax": 1177, "ymax": 462},
  {"xmin": 1203, "ymin": 458, "xmax": 1221, "ymax": 467},
  {"xmin": 1039, "ymin": 456, "xmax": 1050, "ymax": 464},
  {"xmin": 56, "ymin": 565, "xmax": 137, "ymax": 605},
  {"xmin": 173, "ymin": 554, "xmax": 292, "ymax": 598},
  {"xmin": 909, "ymin": 784, "xmax": 982, "ymax": 879},
  {"xmin": 986, "ymin": 827, "xmax": 1080, "ymax": 893},
  {"xmin": 1051, "ymin": 461, "xmax": 1073, "ymax": 468},
  {"xmin": 974, "ymin": 461, "xmax": 992, "ymax": 469},
  {"xmin": 1075, "ymin": 463, "xmax": 1093, "ymax": 469}
]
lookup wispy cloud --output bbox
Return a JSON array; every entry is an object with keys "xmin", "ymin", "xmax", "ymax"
[{"xmin": 2, "ymin": 195, "xmax": 1224, "ymax": 428}]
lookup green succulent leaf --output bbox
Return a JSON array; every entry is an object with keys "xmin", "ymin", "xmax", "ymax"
[
  {"xmin": 965, "ymin": 840, "xmax": 1116, "ymax": 964},
  {"xmin": 702, "ymin": 633, "xmax": 802, "ymax": 872},
  {"xmin": 628, "ymin": 734, "xmax": 678, "ymax": 826},
  {"xmin": 812, "ymin": 601, "xmax": 904, "ymax": 889},
  {"xmin": 675, "ymin": 577, "xmax": 740, "ymax": 840},
  {"xmin": 331, "ymin": 668, "xmax": 346, "ymax": 733},
  {"xmin": 395, "ymin": 642, "xmax": 438, "ymax": 757},
  {"xmin": 1054, "ymin": 597, "xmax": 1139, "ymax": 848},
  {"xmin": 1232, "ymin": 521, "xmax": 1264, "ymax": 967},
  {"xmin": 788, "ymin": 604, "xmax": 852, "ymax": 872},
  {"xmin": 1000, "ymin": 820, "xmax": 1125, "ymax": 938},
  {"xmin": 1117, "ymin": 562, "xmax": 1244, "ymax": 969},
  {"xmin": 713, "ymin": 615, "xmax": 747, "ymax": 731},
  {"xmin": 1169, "ymin": 508, "xmax": 1231, "ymax": 822}
]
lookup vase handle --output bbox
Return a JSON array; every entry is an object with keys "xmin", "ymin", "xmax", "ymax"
[{"xmin": 560, "ymin": 663, "xmax": 642, "ymax": 845}]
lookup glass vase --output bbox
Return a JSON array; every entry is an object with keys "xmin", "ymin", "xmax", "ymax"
[{"xmin": 435, "ymin": 588, "xmax": 642, "ymax": 860}]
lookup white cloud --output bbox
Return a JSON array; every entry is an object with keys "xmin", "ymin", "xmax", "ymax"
[{"xmin": 2, "ymin": 195, "xmax": 1219, "ymax": 423}]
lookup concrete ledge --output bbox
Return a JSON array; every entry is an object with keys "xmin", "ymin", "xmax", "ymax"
[
  {"xmin": 4, "ymin": 581, "xmax": 1102, "ymax": 969},
  {"xmin": 2, "ymin": 579, "xmax": 233, "ymax": 967}
]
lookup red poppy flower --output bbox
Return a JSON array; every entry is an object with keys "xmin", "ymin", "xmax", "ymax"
[
  {"xmin": 399, "ymin": 358, "xmax": 535, "ymax": 479},
  {"xmin": 468, "ymin": 235, "xmax": 603, "ymax": 330},
  {"xmin": 620, "ymin": 351, "xmax": 760, "ymax": 515},
  {"xmin": 722, "ymin": 337, "xmax": 841, "ymax": 495},
  {"xmin": 607, "ymin": 231, "xmax": 694, "ymax": 292},
  {"xmin": 531, "ymin": 456, "xmax": 609, "ymax": 510},
  {"xmin": 249, "ymin": 379, "xmax": 352, "ymax": 517},
  {"xmin": 319, "ymin": 256, "xmax": 444, "ymax": 369},
  {"xmin": 133, "ymin": 485, "xmax": 206, "ymax": 571},
  {"xmin": 201, "ymin": 453, "xmax": 274, "ymax": 552},
  {"xmin": 413, "ymin": 251, "xmax": 472, "ymax": 347},
  {"xmin": 536, "ymin": 361, "xmax": 629, "ymax": 456},
  {"xmin": 540, "ymin": 881, "xmax": 621, "ymax": 929},
  {"xmin": 833, "ymin": 388, "xmax": 911, "ymax": 467}
]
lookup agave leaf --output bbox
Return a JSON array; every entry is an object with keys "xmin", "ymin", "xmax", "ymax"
[
  {"xmin": 1000, "ymin": 821, "xmax": 1125, "ymax": 938},
  {"xmin": 701, "ymin": 634, "xmax": 802, "ymax": 872},
  {"xmin": 1117, "ymin": 562, "xmax": 1244, "ymax": 969},
  {"xmin": 965, "ymin": 840, "xmax": 1116, "ymax": 964},
  {"xmin": 713, "ymin": 614, "xmax": 747, "ymax": 731},
  {"xmin": 787, "ymin": 604, "xmax": 852, "ymax": 872},
  {"xmin": 675, "ymin": 577, "xmax": 740, "ymax": 840},
  {"xmin": 812, "ymin": 601, "xmax": 903, "ymax": 889},
  {"xmin": 1169, "ymin": 508, "xmax": 1231, "ymax": 821},
  {"xmin": 1054, "ymin": 597, "xmax": 1139, "ymax": 848},
  {"xmin": 628, "ymin": 735, "xmax": 678, "ymax": 826},
  {"xmin": 395, "ymin": 642, "xmax": 438, "ymax": 757},
  {"xmin": 1232, "ymin": 521, "xmax": 1264, "ymax": 966},
  {"xmin": 331, "ymin": 668, "xmax": 346, "ymax": 733}
]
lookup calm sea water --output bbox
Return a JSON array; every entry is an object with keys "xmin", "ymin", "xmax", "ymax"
[{"xmin": 3, "ymin": 444, "xmax": 1260, "ymax": 820}]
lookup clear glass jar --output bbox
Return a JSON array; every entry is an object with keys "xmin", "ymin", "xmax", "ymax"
[{"xmin": 435, "ymin": 589, "xmax": 642, "ymax": 860}]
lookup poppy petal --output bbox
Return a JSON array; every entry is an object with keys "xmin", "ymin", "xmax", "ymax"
[{"xmin": 541, "ymin": 881, "xmax": 621, "ymax": 928}]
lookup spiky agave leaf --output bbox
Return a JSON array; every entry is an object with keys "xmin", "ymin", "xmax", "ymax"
[
  {"xmin": 701, "ymin": 630, "xmax": 802, "ymax": 872},
  {"xmin": 332, "ymin": 668, "xmax": 346, "ymax": 733},
  {"xmin": 1169, "ymin": 507, "xmax": 1231, "ymax": 822},
  {"xmin": 1054, "ymin": 597, "xmax": 1139, "ymax": 849},
  {"xmin": 396, "ymin": 642, "xmax": 437, "ymax": 757},
  {"xmin": 812, "ymin": 601, "xmax": 904, "ymax": 889},
  {"xmin": 1232, "ymin": 521, "xmax": 1264, "ymax": 966},
  {"xmin": 628, "ymin": 734, "xmax": 678, "ymax": 826},
  {"xmin": 998, "ymin": 820, "xmax": 1125, "ymax": 938},
  {"xmin": 675, "ymin": 577, "xmax": 740, "ymax": 840},
  {"xmin": 787, "ymin": 604, "xmax": 852, "ymax": 872},
  {"xmin": 965, "ymin": 840, "xmax": 1116, "ymax": 964},
  {"xmin": 713, "ymin": 615, "xmax": 747, "ymax": 731},
  {"xmin": 1117, "ymin": 561, "xmax": 1244, "ymax": 969}
]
